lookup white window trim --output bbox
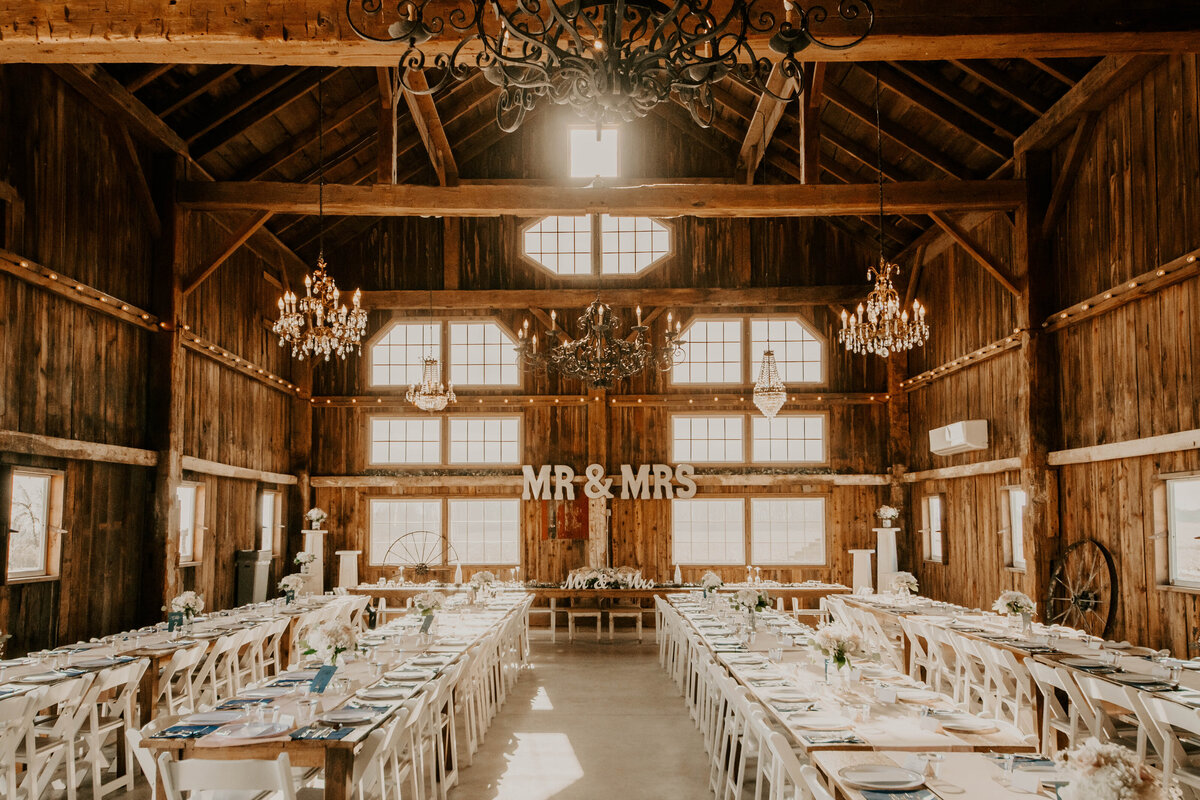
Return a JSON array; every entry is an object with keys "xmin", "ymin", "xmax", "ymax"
[
  {"xmin": 670, "ymin": 412, "xmax": 829, "ymax": 467},
  {"xmin": 673, "ymin": 314, "xmax": 827, "ymax": 388},
  {"xmin": 749, "ymin": 412, "xmax": 830, "ymax": 466},
  {"xmin": 921, "ymin": 493, "xmax": 945, "ymax": 564},
  {"xmin": 519, "ymin": 213, "xmax": 673, "ymax": 280},
  {"xmin": 672, "ymin": 314, "xmax": 746, "ymax": 386},
  {"xmin": 1167, "ymin": 477, "xmax": 1200, "ymax": 590},
  {"xmin": 178, "ymin": 480, "xmax": 205, "ymax": 566},
  {"xmin": 1000, "ymin": 485, "xmax": 1027, "ymax": 571},
  {"xmin": 671, "ymin": 497, "xmax": 747, "ymax": 566},
  {"xmin": 366, "ymin": 415, "xmax": 444, "ymax": 466},
  {"xmin": 6, "ymin": 467, "xmax": 64, "ymax": 580},
  {"xmin": 670, "ymin": 413, "xmax": 747, "ymax": 465},
  {"xmin": 749, "ymin": 495, "xmax": 828, "ymax": 566},
  {"xmin": 367, "ymin": 496, "xmax": 522, "ymax": 567},
  {"xmin": 446, "ymin": 414, "xmax": 524, "ymax": 467},
  {"xmin": 366, "ymin": 317, "xmax": 523, "ymax": 390}
]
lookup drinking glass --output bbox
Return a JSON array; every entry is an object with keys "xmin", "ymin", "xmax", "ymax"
[{"xmin": 920, "ymin": 753, "xmax": 944, "ymax": 780}]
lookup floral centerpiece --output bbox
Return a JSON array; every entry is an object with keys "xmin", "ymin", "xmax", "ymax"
[
  {"xmin": 993, "ymin": 590, "xmax": 1036, "ymax": 616},
  {"xmin": 892, "ymin": 571, "xmax": 919, "ymax": 595},
  {"xmin": 304, "ymin": 507, "xmax": 327, "ymax": 530},
  {"xmin": 732, "ymin": 588, "xmax": 771, "ymax": 613},
  {"xmin": 294, "ymin": 551, "xmax": 316, "ymax": 572},
  {"xmin": 414, "ymin": 591, "xmax": 447, "ymax": 616},
  {"xmin": 300, "ymin": 619, "xmax": 358, "ymax": 667},
  {"xmin": 279, "ymin": 573, "xmax": 306, "ymax": 603},
  {"xmin": 700, "ymin": 571, "xmax": 724, "ymax": 597},
  {"xmin": 876, "ymin": 505, "xmax": 901, "ymax": 527},
  {"xmin": 813, "ymin": 621, "xmax": 865, "ymax": 670},
  {"xmin": 470, "ymin": 570, "xmax": 495, "ymax": 589},
  {"xmin": 170, "ymin": 591, "xmax": 205, "ymax": 619},
  {"xmin": 1055, "ymin": 738, "xmax": 1180, "ymax": 800}
]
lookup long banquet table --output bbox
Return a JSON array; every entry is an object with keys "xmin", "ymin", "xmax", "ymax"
[{"xmin": 140, "ymin": 591, "xmax": 531, "ymax": 800}]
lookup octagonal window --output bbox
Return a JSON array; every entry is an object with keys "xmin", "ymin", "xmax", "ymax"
[{"xmin": 523, "ymin": 213, "xmax": 670, "ymax": 277}]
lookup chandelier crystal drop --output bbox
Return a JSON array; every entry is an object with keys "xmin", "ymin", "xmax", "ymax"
[
  {"xmin": 406, "ymin": 354, "xmax": 457, "ymax": 411},
  {"xmin": 273, "ymin": 255, "xmax": 369, "ymax": 361},
  {"xmin": 752, "ymin": 349, "xmax": 787, "ymax": 418},
  {"xmin": 838, "ymin": 257, "xmax": 929, "ymax": 358},
  {"xmin": 515, "ymin": 299, "xmax": 685, "ymax": 388},
  {"xmin": 346, "ymin": 0, "xmax": 874, "ymax": 132}
]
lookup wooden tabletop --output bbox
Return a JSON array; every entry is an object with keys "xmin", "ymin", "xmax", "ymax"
[{"xmin": 812, "ymin": 750, "xmax": 1061, "ymax": 800}]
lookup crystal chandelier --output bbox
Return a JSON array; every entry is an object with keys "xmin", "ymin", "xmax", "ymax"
[
  {"xmin": 272, "ymin": 75, "xmax": 367, "ymax": 362},
  {"xmin": 407, "ymin": 354, "xmax": 457, "ymax": 411},
  {"xmin": 838, "ymin": 64, "xmax": 930, "ymax": 358},
  {"xmin": 515, "ymin": 300, "xmax": 684, "ymax": 388},
  {"xmin": 752, "ymin": 349, "xmax": 787, "ymax": 418},
  {"xmin": 347, "ymin": 0, "xmax": 874, "ymax": 132}
]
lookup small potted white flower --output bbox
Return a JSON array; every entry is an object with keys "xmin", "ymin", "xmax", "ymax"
[
  {"xmin": 993, "ymin": 590, "xmax": 1037, "ymax": 633},
  {"xmin": 892, "ymin": 571, "xmax": 919, "ymax": 597},
  {"xmin": 169, "ymin": 591, "xmax": 205, "ymax": 633},
  {"xmin": 300, "ymin": 619, "xmax": 358, "ymax": 667},
  {"xmin": 414, "ymin": 590, "xmax": 447, "ymax": 616},
  {"xmin": 700, "ymin": 571, "xmax": 723, "ymax": 598},
  {"xmin": 813, "ymin": 621, "xmax": 866, "ymax": 684},
  {"xmin": 294, "ymin": 550, "xmax": 317, "ymax": 573},
  {"xmin": 279, "ymin": 573, "xmax": 306, "ymax": 604},
  {"xmin": 305, "ymin": 507, "xmax": 328, "ymax": 531},
  {"xmin": 876, "ymin": 505, "xmax": 901, "ymax": 528},
  {"xmin": 732, "ymin": 588, "xmax": 770, "ymax": 630}
]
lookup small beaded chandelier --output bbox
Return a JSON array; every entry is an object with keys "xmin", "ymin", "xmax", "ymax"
[{"xmin": 752, "ymin": 348, "xmax": 787, "ymax": 418}]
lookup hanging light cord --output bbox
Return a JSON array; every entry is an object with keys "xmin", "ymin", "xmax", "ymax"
[
  {"xmin": 875, "ymin": 62, "xmax": 884, "ymax": 262},
  {"xmin": 318, "ymin": 72, "xmax": 325, "ymax": 259}
]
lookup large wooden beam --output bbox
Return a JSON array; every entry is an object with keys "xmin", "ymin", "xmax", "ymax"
[
  {"xmin": 5, "ymin": 2, "xmax": 1200, "ymax": 64},
  {"xmin": 736, "ymin": 63, "xmax": 794, "ymax": 183},
  {"xmin": 0, "ymin": 430, "xmax": 157, "ymax": 467},
  {"xmin": 402, "ymin": 70, "xmax": 458, "ymax": 186},
  {"xmin": 1041, "ymin": 114, "xmax": 1096, "ymax": 236},
  {"xmin": 1015, "ymin": 55, "xmax": 1163, "ymax": 153},
  {"xmin": 929, "ymin": 212, "xmax": 1022, "ymax": 297},
  {"xmin": 360, "ymin": 285, "xmax": 865, "ymax": 309},
  {"xmin": 1048, "ymin": 429, "xmax": 1200, "ymax": 467},
  {"xmin": 48, "ymin": 64, "xmax": 188, "ymax": 156},
  {"xmin": 179, "ymin": 179, "xmax": 1026, "ymax": 217},
  {"xmin": 182, "ymin": 211, "xmax": 274, "ymax": 296},
  {"xmin": 181, "ymin": 456, "xmax": 297, "ymax": 485}
]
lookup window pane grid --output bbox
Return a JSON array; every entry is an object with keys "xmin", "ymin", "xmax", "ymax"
[
  {"xmin": 369, "ymin": 417, "xmax": 442, "ymax": 465},
  {"xmin": 751, "ymin": 415, "xmax": 825, "ymax": 463},
  {"xmin": 750, "ymin": 498, "xmax": 826, "ymax": 564},
  {"xmin": 369, "ymin": 500, "xmax": 443, "ymax": 566},
  {"xmin": 750, "ymin": 318, "xmax": 822, "ymax": 384},
  {"xmin": 371, "ymin": 323, "xmax": 440, "ymax": 387},
  {"xmin": 1007, "ymin": 489, "xmax": 1027, "ymax": 569},
  {"xmin": 177, "ymin": 484, "xmax": 198, "ymax": 563},
  {"xmin": 674, "ymin": 319, "xmax": 743, "ymax": 384},
  {"xmin": 1169, "ymin": 477, "xmax": 1200, "ymax": 587},
  {"xmin": 448, "ymin": 416, "xmax": 521, "ymax": 465},
  {"xmin": 448, "ymin": 499, "xmax": 520, "ymax": 564},
  {"xmin": 448, "ymin": 322, "xmax": 519, "ymax": 386},
  {"xmin": 600, "ymin": 215, "xmax": 670, "ymax": 274},
  {"xmin": 524, "ymin": 215, "xmax": 593, "ymax": 275},
  {"xmin": 926, "ymin": 496, "xmax": 944, "ymax": 562},
  {"xmin": 672, "ymin": 416, "xmax": 744, "ymax": 463},
  {"xmin": 9, "ymin": 472, "xmax": 50, "ymax": 575},
  {"xmin": 673, "ymin": 499, "xmax": 745, "ymax": 565}
]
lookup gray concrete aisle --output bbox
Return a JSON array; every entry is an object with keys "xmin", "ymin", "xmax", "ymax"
[{"xmin": 450, "ymin": 638, "xmax": 712, "ymax": 800}]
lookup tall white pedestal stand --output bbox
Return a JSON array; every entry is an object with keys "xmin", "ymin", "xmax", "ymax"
[
  {"xmin": 335, "ymin": 550, "xmax": 361, "ymax": 590},
  {"xmin": 873, "ymin": 526, "xmax": 900, "ymax": 592},
  {"xmin": 849, "ymin": 549, "xmax": 875, "ymax": 592},
  {"xmin": 301, "ymin": 529, "xmax": 330, "ymax": 595}
]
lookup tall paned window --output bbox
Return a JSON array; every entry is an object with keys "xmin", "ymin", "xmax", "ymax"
[
  {"xmin": 448, "ymin": 499, "xmax": 520, "ymax": 564},
  {"xmin": 260, "ymin": 490, "xmax": 281, "ymax": 554},
  {"xmin": 750, "ymin": 318, "xmax": 823, "ymax": 384},
  {"xmin": 7, "ymin": 470, "xmax": 62, "ymax": 579},
  {"xmin": 178, "ymin": 483, "xmax": 204, "ymax": 564},
  {"xmin": 672, "ymin": 499, "xmax": 745, "ymax": 565},
  {"xmin": 671, "ymin": 415, "xmax": 745, "ymax": 463},
  {"xmin": 369, "ymin": 322, "xmax": 440, "ymax": 387},
  {"xmin": 1003, "ymin": 487, "xmax": 1028, "ymax": 570},
  {"xmin": 369, "ymin": 499, "xmax": 443, "ymax": 566},
  {"xmin": 1167, "ymin": 477, "xmax": 1200, "ymax": 589},
  {"xmin": 569, "ymin": 126, "xmax": 619, "ymax": 178},
  {"xmin": 673, "ymin": 319, "xmax": 743, "ymax": 384},
  {"xmin": 750, "ymin": 498, "xmax": 826, "ymax": 565},
  {"xmin": 922, "ymin": 494, "xmax": 945, "ymax": 564}
]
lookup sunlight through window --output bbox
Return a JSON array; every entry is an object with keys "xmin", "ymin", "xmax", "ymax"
[{"xmin": 569, "ymin": 126, "xmax": 618, "ymax": 178}]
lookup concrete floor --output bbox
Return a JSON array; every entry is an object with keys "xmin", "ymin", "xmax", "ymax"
[{"xmin": 450, "ymin": 637, "xmax": 712, "ymax": 800}]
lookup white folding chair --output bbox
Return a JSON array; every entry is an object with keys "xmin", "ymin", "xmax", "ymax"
[
  {"xmin": 155, "ymin": 643, "xmax": 208, "ymax": 716},
  {"xmin": 1025, "ymin": 657, "xmax": 1088, "ymax": 756},
  {"xmin": 157, "ymin": 752, "xmax": 302, "ymax": 800},
  {"xmin": 17, "ymin": 673, "xmax": 97, "ymax": 800},
  {"xmin": 86, "ymin": 659, "xmax": 150, "ymax": 799},
  {"xmin": 1074, "ymin": 674, "xmax": 1149, "ymax": 758},
  {"xmin": 0, "ymin": 689, "xmax": 43, "ymax": 800},
  {"xmin": 1146, "ymin": 696, "xmax": 1200, "ymax": 796}
]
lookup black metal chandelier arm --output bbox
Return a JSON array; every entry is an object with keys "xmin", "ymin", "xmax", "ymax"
[{"xmin": 794, "ymin": 0, "xmax": 875, "ymax": 51}]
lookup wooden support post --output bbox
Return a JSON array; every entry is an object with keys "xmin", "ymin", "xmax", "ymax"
[
  {"xmin": 885, "ymin": 354, "xmax": 911, "ymax": 567},
  {"xmin": 443, "ymin": 218, "xmax": 460, "ymax": 291},
  {"xmin": 1014, "ymin": 150, "xmax": 1059, "ymax": 609},
  {"xmin": 800, "ymin": 63, "xmax": 825, "ymax": 185},
  {"xmin": 145, "ymin": 157, "xmax": 186, "ymax": 620}
]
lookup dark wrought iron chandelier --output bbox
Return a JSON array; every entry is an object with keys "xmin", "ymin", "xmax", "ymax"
[
  {"xmin": 515, "ymin": 299, "xmax": 685, "ymax": 388},
  {"xmin": 347, "ymin": 0, "xmax": 874, "ymax": 131}
]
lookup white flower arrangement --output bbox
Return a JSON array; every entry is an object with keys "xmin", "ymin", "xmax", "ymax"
[
  {"xmin": 300, "ymin": 619, "xmax": 358, "ymax": 666},
  {"xmin": 304, "ymin": 507, "xmax": 327, "ymax": 527},
  {"xmin": 294, "ymin": 551, "xmax": 316, "ymax": 566},
  {"xmin": 876, "ymin": 505, "xmax": 900, "ymax": 521},
  {"xmin": 470, "ymin": 570, "xmax": 495, "ymax": 588},
  {"xmin": 993, "ymin": 590, "xmax": 1036, "ymax": 617},
  {"xmin": 700, "ymin": 571, "xmax": 724, "ymax": 592},
  {"xmin": 892, "ymin": 571, "xmax": 919, "ymax": 593},
  {"xmin": 732, "ymin": 588, "xmax": 770, "ymax": 612},
  {"xmin": 170, "ymin": 591, "xmax": 205, "ymax": 619},
  {"xmin": 813, "ymin": 622, "xmax": 865, "ymax": 669},
  {"xmin": 279, "ymin": 574, "xmax": 306, "ymax": 597},
  {"xmin": 1055, "ymin": 738, "xmax": 1180, "ymax": 800},
  {"xmin": 414, "ymin": 591, "xmax": 447, "ymax": 615}
]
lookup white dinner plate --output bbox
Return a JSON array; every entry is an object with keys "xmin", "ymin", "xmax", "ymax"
[
  {"xmin": 787, "ymin": 713, "xmax": 853, "ymax": 731},
  {"xmin": 766, "ymin": 689, "xmax": 814, "ymax": 703},
  {"xmin": 1115, "ymin": 674, "xmax": 1168, "ymax": 685},
  {"xmin": 435, "ymin": 639, "xmax": 469, "ymax": 647},
  {"xmin": 320, "ymin": 709, "xmax": 376, "ymax": 725},
  {"xmin": 838, "ymin": 765, "xmax": 925, "ymax": 791},
  {"xmin": 141, "ymin": 642, "xmax": 181, "ymax": 651},
  {"xmin": 184, "ymin": 710, "xmax": 245, "ymax": 725},
  {"xmin": 1061, "ymin": 658, "xmax": 1107, "ymax": 669},
  {"xmin": 385, "ymin": 669, "xmax": 433, "ymax": 682},
  {"xmin": 279, "ymin": 670, "xmax": 319, "ymax": 680},
  {"xmin": 214, "ymin": 722, "xmax": 291, "ymax": 739},
  {"xmin": 76, "ymin": 658, "xmax": 120, "ymax": 669},
  {"xmin": 896, "ymin": 688, "xmax": 940, "ymax": 703},
  {"xmin": 357, "ymin": 686, "xmax": 410, "ymax": 701},
  {"xmin": 18, "ymin": 672, "xmax": 62, "ymax": 684},
  {"xmin": 940, "ymin": 716, "xmax": 999, "ymax": 733},
  {"xmin": 242, "ymin": 686, "xmax": 291, "ymax": 698},
  {"xmin": 410, "ymin": 657, "xmax": 449, "ymax": 666},
  {"xmin": 1103, "ymin": 641, "xmax": 1132, "ymax": 650},
  {"xmin": 0, "ymin": 658, "xmax": 32, "ymax": 667},
  {"xmin": 727, "ymin": 655, "xmax": 766, "ymax": 666}
]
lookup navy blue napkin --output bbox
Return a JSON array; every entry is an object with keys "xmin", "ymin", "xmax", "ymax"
[
  {"xmin": 152, "ymin": 724, "xmax": 222, "ymax": 739},
  {"xmin": 861, "ymin": 791, "xmax": 935, "ymax": 800},
  {"xmin": 218, "ymin": 698, "xmax": 273, "ymax": 709},
  {"xmin": 290, "ymin": 725, "xmax": 354, "ymax": 741}
]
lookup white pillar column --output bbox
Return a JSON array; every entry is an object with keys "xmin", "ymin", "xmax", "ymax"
[
  {"xmin": 849, "ymin": 549, "xmax": 875, "ymax": 592},
  {"xmin": 873, "ymin": 526, "xmax": 900, "ymax": 591},
  {"xmin": 335, "ymin": 550, "xmax": 361, "ymax": 589}
]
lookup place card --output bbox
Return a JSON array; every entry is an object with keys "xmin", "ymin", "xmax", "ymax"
[
  {"xmin": 919, "ymin": 717, "xmax": 941, "ymax": 732},
  {"xmin": 167, "ymin": 612, "xmax": 184, "ymax": 632},
  {"xmin": 875, "ymin": 687, "xmax": 898, "ymax": 704},
  {"xmin": 309, "ymin": 666, "xmax": 337, "ymax": 694}
]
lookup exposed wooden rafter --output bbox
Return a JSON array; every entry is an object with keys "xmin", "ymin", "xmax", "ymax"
[
  {"xmin": 929, "ymin": 211, "xmax": 1021, "ymax": 296},
  {"xmin": 182, "ymin": 211, "xmax": 275, "ymax": 296},
  {"xmin": 736, "ymin": 63, "xmax": 795, "ymax": 183},
  {"xmin": 402, "ymin": 70, "xmax": 459, "ymax": 186},
  {"xmin": 360, "ymin": 285, "xmax": 865, "ymax": 309}
]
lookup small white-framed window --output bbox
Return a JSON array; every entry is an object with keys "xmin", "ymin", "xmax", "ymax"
[
  {"xmin": 750, "ymin": 497, "xmax": 826, "ymax": 565},
  {"xmin": 178, "ymin": 482, "xmax": 204, "ymax": 564},
  {"xmin": 672, "ymin": 498, "xmax": 745, "ymax": 565},
  {"xmin": 370, "ymin": 322, "xmax": 440, "ymax": 387},
  {"xmin": 922, "ymin": 494, "xmax": 945, "ymax": 563},
  {"xmin": 448, "ymin": 321, "xmax": 519, "ymax": 387},
  {"xmin": 750, "ymin": 317, "xmax": 823, "ymax": 384},
  {"xmin": 369, "ymin": 417, "xmax": 442, "ymax": 465},
  {"xmin": 448, "ymin": 499, "xmax": 521, "ymax": 565},
  {"xmin": 569, "ymin": 126, "xmax": 619, "ymax": 179},
  {"xmin": 369, "ymin": 499, "xmax": 443, "ymax": 566},
  {"xmin": 260, "ymin": 490, "xmax": 281, "ymax": 554},
  {"xmin": 672, "ymin": 415, "xmax": 745, "ymax": 463},
  {"xmin": 673, "ymin": 319, "xmax": 743, "ymax": 384},
  {"xmin": 447, "ymin": 416, "xmax": 521, "ymax": 465},
  {"xmin": 1167, "ymin": 477, "xmax": 1200, "ymax": 589},
  {"xmin": 750, "ymin": 414, "xmax": 826, "ymax": 464},
  {"xmin": 523, "ymin": 216, "xmax": 593, "ymax": 276},
  {"xmin": 7, "ymin": 469, "xmax": 63, "ymax": 578},
  {"xmin": 599, "ymin": 215, "xmax": 671, "ymax": 275},
  {"xmin": 1002, "ymin": 486, "xmax": 1028, "ymax": 570}
]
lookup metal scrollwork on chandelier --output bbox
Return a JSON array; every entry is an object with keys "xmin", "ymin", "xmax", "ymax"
[
  {"xmin": 346, "ymin": 0, "xmax": 874, "ymax": 131},
  {"xmin": 515, "ymin": 299, "xmax": 684, "ymax": 388},
  {"xmin": 837, "ymin": 257, "xmax": 928, "ymax": 358}
]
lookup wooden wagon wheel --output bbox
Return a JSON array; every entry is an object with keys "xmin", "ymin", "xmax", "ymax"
[
  {"xmin": 1045, "ymin": 539, "xmax": 1118, "ymax": 637},
  {"xmin": 381, "ymin": 531, "xmax": 460, "ymax": 577}
]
